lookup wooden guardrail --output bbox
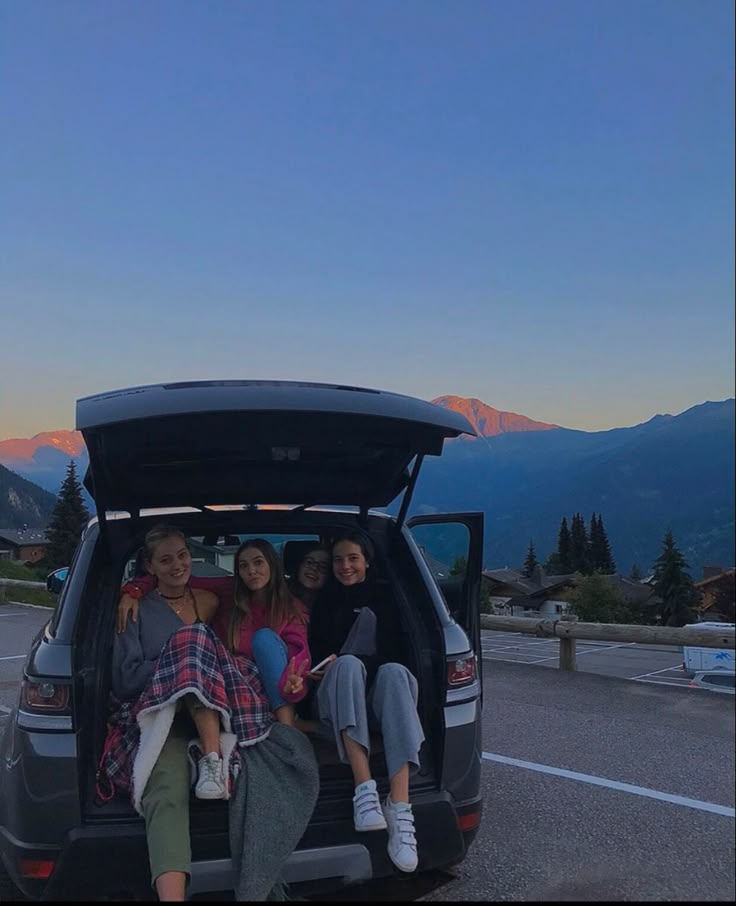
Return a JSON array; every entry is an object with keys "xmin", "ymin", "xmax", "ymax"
[
  {"xmin": 0, "ymin": 577, "xmax": 47, "ymax": 603},
  {"xmin": 480, "ymin": 613, "xmax": 736, "ymax": 671}
]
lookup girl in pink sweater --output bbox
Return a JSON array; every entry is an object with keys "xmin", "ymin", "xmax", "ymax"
[{"xmin": 213, "ymin": 538, "xmax": 310, "ymax": 726}]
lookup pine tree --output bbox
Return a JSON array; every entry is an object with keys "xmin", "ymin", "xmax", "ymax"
[
  {"xmin": 522, "ymin": 541, "xmax": 538, "ymax": 578},
  {"xmin": 589, "ymin": 512, "xmax": 616, "ymax": 574},
  {"xmin": 652, "ymin": 529, "xmax": 697, "ymax": 627},
  {"xmin": 45, "ymin": 460, "xmax": 90, "ymax": 570},
  {"xmin": 629, "ymin": 563, "xmax": 643, "ymax": 582},
  {"xmin": 556, "ymin": 517, "xmax": 573, "ymax": 573},
  {"xmin": 570, "ymin": 512, "xmax": 590, "ymax": 574}
]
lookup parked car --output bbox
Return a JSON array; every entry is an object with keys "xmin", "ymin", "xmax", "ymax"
[
  {"xmin": 688, "ymin": 671, "xmax": 736, "ymax": 694},
  {"xmin": 0, "ymin": 380, "xmax": 484, "ymax": 900}
]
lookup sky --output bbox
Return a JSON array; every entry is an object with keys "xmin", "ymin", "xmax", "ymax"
[{"xmin": 1, "ymin": 0, "xmax": 734, "ymax": 439}]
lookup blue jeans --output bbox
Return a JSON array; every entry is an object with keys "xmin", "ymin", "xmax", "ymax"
[{"xmin": 251, "ymin": 628, "xmax": 288, "ymax": 710}]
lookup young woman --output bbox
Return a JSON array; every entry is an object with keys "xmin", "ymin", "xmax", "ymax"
[
  {"xmin": 287, "ymin": 542, "xmax": 332, "ymax": 611},
  {"xmin": 213, "ymin": 539, "xmax": 310, "ymax": 727},
  {"xmin": 307, "ymin": 532, "xmax": 425, "ymax": 873},
  {"xmin": 111, "ymin": 525, "xmax": 236, "ymax": 901}
]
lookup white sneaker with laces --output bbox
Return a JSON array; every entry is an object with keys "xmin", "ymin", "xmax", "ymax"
[
  {"xmin": 383, "ymin": 796, "xmax": 418, "ymax": 872},
  {"xmin": 195, "ymin": 752, "xmax": 226, "ymax": 800},
  {"xmin": 352, "ymin": 780, "xmax": 387, "ymax": 831}
]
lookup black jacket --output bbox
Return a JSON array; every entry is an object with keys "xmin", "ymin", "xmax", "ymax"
[{"xmin": 307, "ymin": 577, "xmax": 401, "ymax": 688}]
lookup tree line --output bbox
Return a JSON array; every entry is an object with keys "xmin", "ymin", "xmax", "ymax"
[{"xmin": 518, "ymin": 512, "xmax": 704, "ymax": 627}]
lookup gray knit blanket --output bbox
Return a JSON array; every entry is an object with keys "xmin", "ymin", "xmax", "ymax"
[{"xmin": 229, "ymin": 722, "xmax": 320, "ymax": 901}]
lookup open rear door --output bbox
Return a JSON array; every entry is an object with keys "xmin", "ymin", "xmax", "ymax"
[{"xmin": 407, "ymin": 512, "xmax": 484, "ymax": 688}]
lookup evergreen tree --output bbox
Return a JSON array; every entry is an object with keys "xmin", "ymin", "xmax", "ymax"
[
  {"xmin": 45, "ymin": 460, "xmax": 90, "ymax": 570},
  {"xmin": 652, "ymin": 530, "xmax": 697, "ymax": 627},
  {"xmin": 629, "ymin": 563, "xmax": 643, "ymax": 582},
  {"xmin": 570, "ymin": 512, "xmax": 590, "ymax": 574},
  {"xmin": 522, "ymin": 541, "xmax": 538, "ymax": 578},
  {"xmin": 589, "ymin": 512, "xmax": 616, "ymax": 574},
  {"xmin": 556, "ymin": 517, "xmax": 573, "ymax": 573}
]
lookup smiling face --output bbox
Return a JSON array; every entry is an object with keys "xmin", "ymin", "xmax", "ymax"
[
  {"xmin": 297, "ymin": 549, "xmax": 330, "ymax": 591},
  {"xmin": 332, "ymin": 540, "xmax": 368, "ymax": 586},
  {"xmin": 237, "ymin": 545, "xmax": 272, "ymax": 593},
  {"xmin": 146, "ymin": 534, "xmax": 192, "ymax": 593}
]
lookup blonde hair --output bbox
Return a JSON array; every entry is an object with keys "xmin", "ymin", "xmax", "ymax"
[{"xmin": 143, "ymin": 524, "xmax": 187, "ymax": 566}]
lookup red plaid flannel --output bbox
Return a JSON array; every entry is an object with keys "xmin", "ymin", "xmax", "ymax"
[{"xmin": 96, "ymin": 622, "xmax": 273, "ymax": 802}]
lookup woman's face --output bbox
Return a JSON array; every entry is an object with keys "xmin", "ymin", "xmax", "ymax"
[
  {"xmin": 297, "ymin": 549, "xmax": 330, "ymax": 591},
  {"xmin": 332, "ymin": 540, "xmax": 368, "ymax": 586},
  {"xmin": 238, "ymin": 546, "xmax": 272, "ymax": 593},
  {"xmin": 147, "ymin": 536, "xmax": 191, "ymax": 588}
]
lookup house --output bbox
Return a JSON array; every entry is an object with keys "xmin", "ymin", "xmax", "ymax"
[
  {"xmin": 482, "ymin": 566, "xmax": 659, "ymax": 618},
  {"xmin": 0, "ymin": 528, "xmax": 49, "ymax": 564},
  {"xmin": 695, "ymin": 566, "xmax": 736, "ymax": 623},
  {"xmin": 482, "ymin": 565, "xmax": 577, "ymax": 617}
]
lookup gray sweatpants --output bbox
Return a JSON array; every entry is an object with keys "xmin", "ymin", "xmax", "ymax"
[{"xmin": 315, "ymin": 654, "xmax": 425, "ymax": 780}]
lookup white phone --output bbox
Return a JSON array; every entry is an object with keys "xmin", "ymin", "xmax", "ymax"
[{"xmin": 310, "ymin": 655, "xmax": 335, "ymax": 674}]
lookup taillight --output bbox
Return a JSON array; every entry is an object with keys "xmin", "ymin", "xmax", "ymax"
[
  {"xmin": 446, "ymin": 653, "xmax": 477, "ymax": 687},
  {"xmin": 21, "ymin": 680, "xmax": 71, "ymax": 713},
  {"xmin": 19, "ymin": 858, "xmax": 56, "ymax": 879}
]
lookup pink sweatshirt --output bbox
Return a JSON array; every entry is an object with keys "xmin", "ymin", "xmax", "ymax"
[{"xmin": 122, "ymin": 573, "xmax": 310, "ymax": 702}]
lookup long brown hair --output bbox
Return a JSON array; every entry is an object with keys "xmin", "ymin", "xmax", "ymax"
[{"xmin": 227, "ymin": 538, "xmax": 305, "ymax": 652}]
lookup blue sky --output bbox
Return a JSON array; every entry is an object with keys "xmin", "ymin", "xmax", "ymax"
[{"xmin": 1, "ymin": 0, "xmax": 733, "ymax": 437}]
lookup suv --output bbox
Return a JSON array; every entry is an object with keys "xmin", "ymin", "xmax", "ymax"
[{"xmin": 0, "ymin": 380, "xmax": 484, "ymax": 900}]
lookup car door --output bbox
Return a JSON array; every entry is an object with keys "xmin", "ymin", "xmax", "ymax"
[{"xmin": 407, "ymin": 512, "xmax": 484, "ymax": 686}]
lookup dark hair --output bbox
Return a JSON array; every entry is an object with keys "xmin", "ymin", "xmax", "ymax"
[
  {"xmin": 142, "ymin": 524, "xmax": 188, "ymax": 565},
  {"xmin": 331, "ymin": 531, "xmax": 375, "ymax": 566},
  {"xmin": 228, "ymin": 538, "xmax": 304, "ymax": 651}
]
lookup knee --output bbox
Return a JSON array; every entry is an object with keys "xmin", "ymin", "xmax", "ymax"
[
  {"xmin": 251, "ymin": 628, "xmax": 280, "ymax": 657},
  {"xmin": 334, "ymin": 654, "xmax": 366, "ymax": 677},
  {"xmin": 375, "ymin": 662, "xmax": 414, "ymax": 691}
]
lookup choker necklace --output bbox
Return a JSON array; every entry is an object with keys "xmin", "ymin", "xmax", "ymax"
[{"xmin": 160, "ymin": 591, "xmax": 187, "ymax": 601}]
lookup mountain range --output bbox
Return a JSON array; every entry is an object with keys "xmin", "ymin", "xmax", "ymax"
[{"xmin": 1, "ymin": 397, "xmax": 733, "ymax": 576}]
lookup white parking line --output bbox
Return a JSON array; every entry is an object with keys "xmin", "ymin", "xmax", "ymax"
[
  {"xmin": 0, "ymin": 655, "xmax": 25, "ymax": 662},
  {"xmin": 631, "ymin": 665, "xmax": 687, "ymax": 680},
  {"xmin": 0, "ymin": 612, "xmax": 26, "ymax": 617},
  {"xmin": 0, "ymin": 705, "xmax": 10, "ymax": 714},
  {"xmin": 525, "ymin": 643, "xmax": 637, "ymax": 664},
  {"xmin": 482, "ymin": 752, "xmax": 735, "ymax": 818}
]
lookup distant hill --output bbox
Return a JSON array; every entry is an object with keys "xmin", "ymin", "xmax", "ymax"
[
  {"xmin": 0, "ymin": 429, "xmax": 88, "ymax": 495},
  {"xmin": 431, "ymin": 396, "xmax": 558, "ymax": 437},
  {"xmin": 2, "ymin": 398, "xmax": 733, "ymax": 576},
  {"xmin": 0, "ymin": 464, "xmax": 57, "ymax": 528},
  {"xmin": 410, "ymin": 398, "xmax": 735, "ymax": 578}
]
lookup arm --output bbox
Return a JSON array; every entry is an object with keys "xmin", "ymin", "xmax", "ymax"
[{"xmin": 111, "ymin": 615, "xmax": 156, "ymax": 701}]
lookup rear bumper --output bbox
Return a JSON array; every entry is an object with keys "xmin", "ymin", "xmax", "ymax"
[{"xmin": 1, "ymin": 792, "xmax": 482, "ymax": 899}]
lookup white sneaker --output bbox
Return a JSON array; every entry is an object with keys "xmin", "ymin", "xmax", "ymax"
[
  {"xmin": 352, "ymin": 780, "xmax": 387, "ymax": 831},
  {"xmin": 195, "ymin": 752, "xmax": 226, "ymax": 800},
  {"xmin": 383, "ymin": 796, "xmax": 418, "ymax": 872}
]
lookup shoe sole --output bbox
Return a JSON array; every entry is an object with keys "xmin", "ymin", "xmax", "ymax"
[
  {"xmin": 354, "ymin": 821, "xmax": 388, "ymax": 832},
  {"xmin": 195, "ymin": 787, "xmax": 227, "ymax": 800}
]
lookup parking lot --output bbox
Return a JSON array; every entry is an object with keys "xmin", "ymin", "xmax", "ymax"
[{"xmin": 481, "ymin": 629, "xmax": 695, "ymax": 688}]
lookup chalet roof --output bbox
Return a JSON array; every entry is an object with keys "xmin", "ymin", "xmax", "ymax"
[
  {"xmin": 0, "ymin": 528, "xmax": 49, "ymax": 547},
  {"xmin": 695, "ymin": 568, "xmax": 735, "ymax": 588},
  {"xmin": 482, "ymin": 567, "xmax": 576, "ymax": 598}
]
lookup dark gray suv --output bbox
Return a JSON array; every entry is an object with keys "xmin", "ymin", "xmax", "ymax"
[{"xmin": 0, "ymin": 380, "xmax": 484, "ymax": 900}]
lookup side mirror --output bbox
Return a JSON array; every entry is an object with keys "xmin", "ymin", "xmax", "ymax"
[{"xmin": 46, "ymin": 567, "xmax": 69, "ymax": 595}]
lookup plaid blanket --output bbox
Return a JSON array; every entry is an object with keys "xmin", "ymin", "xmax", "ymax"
[{"xmin": 96, "ymin": 622, "xmax": 274, "ymax": 813}]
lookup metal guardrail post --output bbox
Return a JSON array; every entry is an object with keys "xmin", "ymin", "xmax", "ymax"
[{"xmin": 558, "ymin": 613, "xmax": 578, "ymax": 670}]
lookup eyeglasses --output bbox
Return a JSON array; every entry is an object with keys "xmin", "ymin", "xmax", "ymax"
[{"xmin": 303, "ymin": 557, "xmax": 330, "ymax": 574}]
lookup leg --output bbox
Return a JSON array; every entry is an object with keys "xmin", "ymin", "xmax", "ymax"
[
  {"xmin": 316, "ymin": 655, "xmax": 385, "ymax": 832},
  {"xmin": 184, "ymin": 695, "xmax": 221, "ymax": 755},
  {"xmin": 140, "ymin": 718, "xmax": 192, "ymax": 900},
  {"xmin": 369, "ymin": 663, "xmax": 425, "ymax": 872},
  {"xmin": 251, "ymin": 629, "xmax": 295, "ymax": 726}
]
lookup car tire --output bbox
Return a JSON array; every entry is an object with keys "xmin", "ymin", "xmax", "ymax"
[{"xmin": 0, "ymin": 859, "xmax": 27, "ymax": 902}]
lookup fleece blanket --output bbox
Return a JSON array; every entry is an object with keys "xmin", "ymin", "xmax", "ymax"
[
  {"xmin": 228, "ymin": 722, "xmax": 320, "ymax": 901},
  {"xmin": 96, "ymin": 622, "xmax": 274, "ymax": 813}
]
